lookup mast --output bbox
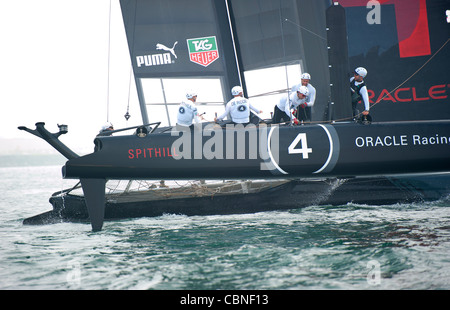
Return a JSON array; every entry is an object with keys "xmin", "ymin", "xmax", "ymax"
[
  {"xmin": 326, "ymin": 2, "xmax": 352, "ymax": 121},
  {"xmin": 223, "ymin": 0, "xmax": 245, "ymax": 94}
]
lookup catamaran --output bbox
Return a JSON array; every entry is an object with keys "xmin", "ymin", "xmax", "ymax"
[{"xmin": 20, "ymin": 0, "xmax": 450, "ymax": 231}]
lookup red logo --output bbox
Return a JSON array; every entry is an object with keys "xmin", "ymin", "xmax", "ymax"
[{"xmin": 187, "ymin": 36, "xmax": 220, "ymax": 67}]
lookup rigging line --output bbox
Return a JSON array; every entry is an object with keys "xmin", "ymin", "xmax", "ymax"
[
  {"xmin": 318, "ymin": 37, "xmax": 450, "ymax": 124},
  {"xmin": 126, "ymin": 66, "xmax": 133, "ymax": 120},
  {"xmin": 224, "ymin": 0, "xmax": 243, "ymax": 89},
  {"xmin": 278, "ymin": 1, "xmax": 292, "ymax": 124},
  {"xmin": 370, "ymin": 38, "xmax": 450, "ymax": 110},
  {"xmin": 248, "ymin": 88, "xmax": 290, "ymax": 98},
  {"xmin": 284, "ymin": 18, "xmax": 327, "ymax": 41},
  {"xmin": 145, "ymin": 101, "xmax": 226, "ymax": 106},
  {"xmin": 247, "ymin": 40, "xmax": 449, "ymax": 125},
  {"xmin": 106, "ymin": 0, "xmax": 112, "ymax": 122}
]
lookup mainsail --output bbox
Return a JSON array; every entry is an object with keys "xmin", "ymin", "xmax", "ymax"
[
  {"xmin": 120, "ymin": 0, "xmax": 450, "ymax": 126},
  {"xmin": 339, "ymin": 0, "xmax": 450, "ymax": 121},
  {"xmin": 119, "ymin": 0, "xmax": 335, "ymax": 126},
  {"xmin": 119, "ymin": 0, "xmax": 241, "ymax": 126}
]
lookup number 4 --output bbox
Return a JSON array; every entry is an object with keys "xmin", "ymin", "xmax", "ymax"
[{"xmin": 288, "ymin": 133, "xmax": 312, "ymax": 159}]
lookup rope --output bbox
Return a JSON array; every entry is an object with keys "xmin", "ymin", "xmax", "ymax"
[
  {"xmin": 125, "ymin": 67, "xmax": 133, "ymax": 121},
  {"xmin": 332, "ymin": 37, "xmax": 450, "ymax": 123},
  {"xmin": 370, "ymin": 38, "xmax": 450, "ymax": 110},
  {"xmin": 284, "ymin": 18, "xmax": 327, "ymax": 41},
  {"xmin": 250, "ymin": 38, "xmax": 450, "ymax": 125}
]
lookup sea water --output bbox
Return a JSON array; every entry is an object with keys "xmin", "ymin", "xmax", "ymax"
[{"xmin": 1, "ymin": 155, "xmax": 449, "ymax": 291}]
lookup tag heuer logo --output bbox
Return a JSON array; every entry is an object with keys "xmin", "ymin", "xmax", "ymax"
[{"xmin": 187, "ymin": 36, "xmax": 219, "ymax": 67}]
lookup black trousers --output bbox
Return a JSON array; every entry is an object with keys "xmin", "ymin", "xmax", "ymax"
[
  {"xmin": 351, "ymin": 92, "xmax": 362, "ymax": 118},
  {"xmin": 296, "ymin": 106, "xmax": 311, "ymax": 121},
  {"xmin": 352, "ymin": 101, "xmax": 360, "ymax": 118},
  {"xmin": 272, "ymin": 105, "xmax": 290, "ymax": 124}
]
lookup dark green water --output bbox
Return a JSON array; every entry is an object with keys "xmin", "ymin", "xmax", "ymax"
[{"xmin": 1, "ymin": 160, "xmax": 449, "ymax": 291}]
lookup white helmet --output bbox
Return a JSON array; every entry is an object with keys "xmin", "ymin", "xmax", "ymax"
[
  {"xmin": 186, "ymin": 91, "xmax": 197, "ymax": 99},
  {"xmin": 101, "ymin": 122, "xmax": 113, "ymax": 131},
  {"xmin": 297, "ymin": 85, "xmax": 309, "ymax": 96},
  {"xmin": 355, "ymin": 67, "xmax": 367, "ymax": 78},
  {"xmin": 231, "ymin": 85, "xmax": 243, "ymax": 96},
  {"xmin": 301, "ymin": 73, "xmax": 311, "ymax": 80}
]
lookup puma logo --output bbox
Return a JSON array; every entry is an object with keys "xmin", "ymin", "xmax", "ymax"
[{"xmin": 156, "ymin": 42, "xmax": 178, "ymax": 59}]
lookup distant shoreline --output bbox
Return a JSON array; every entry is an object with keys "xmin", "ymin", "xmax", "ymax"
[{"xmin": 0, "ymin": 154, "xmax": 67, "ymax": 168}]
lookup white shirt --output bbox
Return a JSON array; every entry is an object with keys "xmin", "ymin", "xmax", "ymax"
[
  {"xmin": 350, "ymin": 77, "xmax": 370, "ymax": 111},
  {"xmin": 177, "ymin": 100, "xmax": 200, "ymax": 126},
  {"xmin": 217, "ymin": 96, "xmax": 260, "ymax": 124},
  {"xmin": 276, "ymin": 92, "xmax": 307, "ymax": 120},
  {"xmin": 291, "ymin": 83, "xmax": 316, "ymax": 107}
]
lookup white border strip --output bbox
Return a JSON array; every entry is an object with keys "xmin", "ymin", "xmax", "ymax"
[
  {"xmin": 313, "ymin": 124, "xmax": 333, "ymax": 174},
  {"xmin": 268, "ymin": 127, "xmax": 289, "ymax": 175}
]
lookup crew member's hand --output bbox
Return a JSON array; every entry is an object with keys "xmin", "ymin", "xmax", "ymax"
[{"xmin": 362, "ymin": 110, "xmax": 369, "ymax": 115}]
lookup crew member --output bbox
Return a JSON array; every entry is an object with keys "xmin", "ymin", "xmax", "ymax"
[
  {"xmin": 292, "ymin": 73, "xmax": 316, "ymax": 122},
  {"xmin": 350, "ymin": 67, "xmax": 370, "ymax": 119},
  {"xmin": 97, "ymin": 122, "xmax": 114, "ymax": 136},
  {"xmin": 215, "ymin": 86, "xmax": 262, "ymax": 125},
  {"xmin": 272, "ymin": 85, "xmax": 309, "ymax": 124},
  {"xmin": 176, "ymin": 91, "xmax": 204, "ymax": 130}
]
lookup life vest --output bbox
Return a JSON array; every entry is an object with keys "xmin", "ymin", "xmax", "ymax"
[
  {"xmin": 350, "ymin": 79, "xmax": 366, "ymax": 104},
  {"xmin": 177, "ymin": 101, "xmax": 198, "ymax": 126},
  {"xmin": 229, "ymin": 98, "xmax": 251, "ymax": 123}
]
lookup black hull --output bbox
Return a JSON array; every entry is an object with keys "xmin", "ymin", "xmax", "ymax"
[
  {"xmin": 23, "ymin": 173, "xmax": 450, "ymax": 226},
  {"xmin": 21, "ymin": 120, "xmax": 450, "ymax": 231},
  {"xmin": 63, "ymin": 121, "xmax": 450, "ymax": 180}
]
